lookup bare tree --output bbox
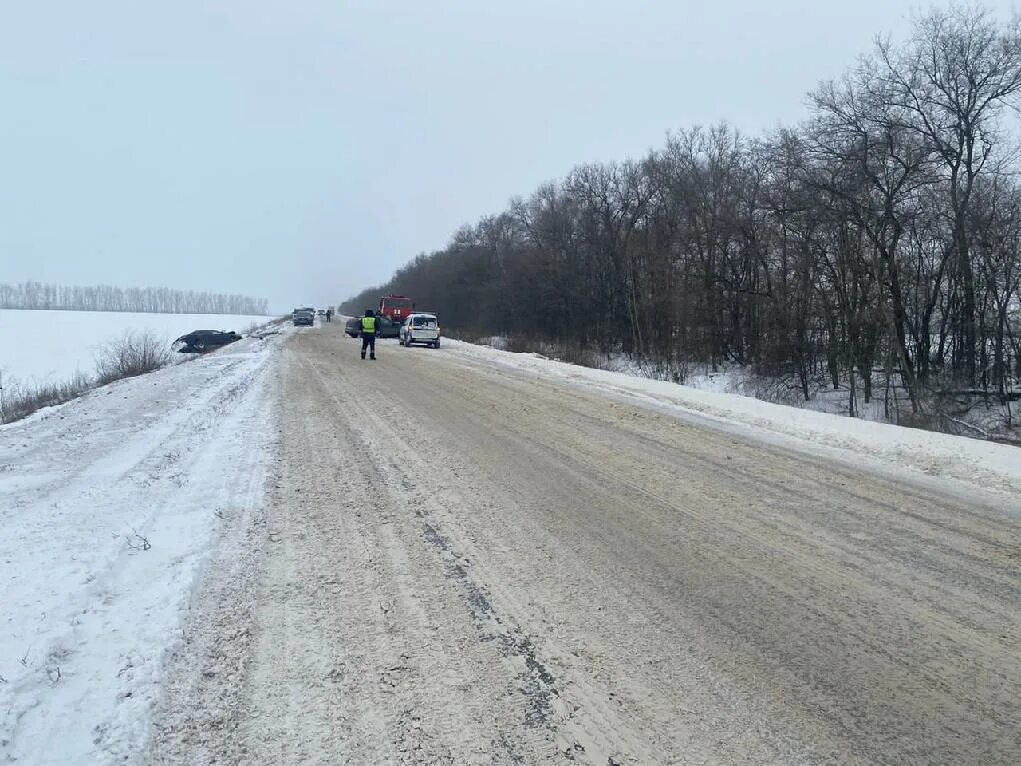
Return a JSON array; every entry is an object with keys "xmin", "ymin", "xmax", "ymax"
[{"xmin": 876, "ymin": 4, "xmax": 1021, "ymax": 383}]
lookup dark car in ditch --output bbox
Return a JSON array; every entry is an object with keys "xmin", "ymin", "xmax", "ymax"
[{"xmin": 172, "ymin": 330, "xmax": 242, "ymax": 354}]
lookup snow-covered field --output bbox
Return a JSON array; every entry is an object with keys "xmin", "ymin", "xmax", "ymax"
[
  {"xmin": 0, "ymin": 309, "xmax": 272, "ymax": 384},
  {"xmin": 1, "ymin": 326, "xmax": 1019, "ymax": 763}
]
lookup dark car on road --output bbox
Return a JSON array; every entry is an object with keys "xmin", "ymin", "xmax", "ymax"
[
  {"xmin": 375, "ymin": 316, "xmax": 400, "ymax": 338},
  {"xmin": 346, "ymin": 315, "xmax": 400, "ymax": 338},
  {"xmin": 293, "ymin": 309, "xmax": 314, "ymax": 327}
]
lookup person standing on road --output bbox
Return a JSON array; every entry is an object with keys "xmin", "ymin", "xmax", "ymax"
[
  {"xmin": 325, "ymin": 308, "xmax": 333, "ymax": 323},
  {"xmin": 360, "ymin": 309, "xmax": 377, "ymax": 360}
]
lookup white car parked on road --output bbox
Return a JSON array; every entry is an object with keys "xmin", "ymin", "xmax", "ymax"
[{"xmin": 399, "ymin": 313, "xmax": 441, "ymax": 348}]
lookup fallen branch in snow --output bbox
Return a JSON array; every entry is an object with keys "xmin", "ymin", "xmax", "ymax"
[
  {"xmin": 126, "ymin": 532, "xmax": 151, "ymax": 551},
  {"xmin": 20, "ymin": 645, "xmax": 30, "ymax": 666},
  {"xmin": 942, "ymin": 415, "xmax": 991, "ymax": 439},
  {"xmin": 248, "ymin": 328, "xmax": 281, "ymax": 340}
]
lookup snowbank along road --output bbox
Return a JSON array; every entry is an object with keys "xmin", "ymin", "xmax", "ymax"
[
  {"xmin": 148, "ymin": 323, "xmax": 1021, "ymax": 765},
  {"xmin": 0, "ymin": 331, "xmax": 279, "ymax": 763}
]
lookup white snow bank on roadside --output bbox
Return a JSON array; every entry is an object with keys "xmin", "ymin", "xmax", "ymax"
[
  {"xmin": 444, "ymin": 339, "xmax": 1021, "ymax": 509},
  {"xmin": 0, "ymin": 331, "xmax": 283, "ymax": 764}
]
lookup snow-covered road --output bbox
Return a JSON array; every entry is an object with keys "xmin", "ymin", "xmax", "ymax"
[
  {"xmin": 155, "ymin": 326, "xmax": 1020, "ymax": 764},
  {"xmin": 4, "ymin": 321, "xmax": 1020, "ymax": 764}
]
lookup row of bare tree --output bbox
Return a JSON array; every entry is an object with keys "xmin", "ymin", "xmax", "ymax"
[
  {"xmin": 342, "ymin": 5, "xmax": 1021, "ymax": 418},
  {"xmin": 1, "ymin": 281, "xmax": 269, "ymax": 316}
]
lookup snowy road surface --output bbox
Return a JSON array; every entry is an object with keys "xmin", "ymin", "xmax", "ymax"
[{"xmin": 144, "ymin": 324, "xmax": 1020, "ymax": 765}]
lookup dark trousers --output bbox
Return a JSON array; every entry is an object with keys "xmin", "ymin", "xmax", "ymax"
[{"xmin": 361, "ymin": 333, "xmax": 376, "ymax": 356}]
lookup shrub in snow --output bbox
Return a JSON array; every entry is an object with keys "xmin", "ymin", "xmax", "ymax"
[
  {"xmin": 95, "ymin": 331, "xmax": 172, "ymax": 385},
  {"xmin": 1, "ymin": 331, "xmax": 174, "ymax": 424},
  {"xmin": 0, "ymin": 372, "xmax": 93, "ymax": 424}
]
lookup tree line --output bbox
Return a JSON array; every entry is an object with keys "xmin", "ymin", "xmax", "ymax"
[
  {"xmin": 341, "ymin": 5, "xmax": 1021, "ymax": 424},
  {"xmin": 1, "ymin": 281, "xmax": 269, "ymax": 316}
]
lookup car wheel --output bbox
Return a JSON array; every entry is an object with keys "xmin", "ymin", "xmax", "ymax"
[{"xmin": 434, "ymin": 340, "xmax": 440, "ymax": 348}]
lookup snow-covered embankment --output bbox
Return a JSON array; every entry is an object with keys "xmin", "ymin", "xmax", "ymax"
[
  {"xmin": 445, "ymin": 339, "xmax": 1021, "ymax": 509},
  {"xmin": 0, "ymin": 330, "xmax": 282, "ymax": 763}
]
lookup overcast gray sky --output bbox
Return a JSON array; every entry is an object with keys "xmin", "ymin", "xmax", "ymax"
[{"xmin": 1, "ymin": 1, "xmax": 1017, "ymax": 312}]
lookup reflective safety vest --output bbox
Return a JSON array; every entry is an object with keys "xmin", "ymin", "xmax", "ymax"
[{"xmin": 361, "ymin": 316, "xmax": 376, "ymax": 334}]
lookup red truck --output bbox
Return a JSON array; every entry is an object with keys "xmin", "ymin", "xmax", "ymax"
[{"xmin": 378, "ymin": 294, "xmax": 415, "ymax": 323}]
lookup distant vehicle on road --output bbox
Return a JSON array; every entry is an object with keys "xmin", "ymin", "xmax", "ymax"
[
  {"xmin": 292, "ymin": 309, "xmax": 314, "ymax": 327},
  {"xmin": 172, "ymin": 330, "xmax": 242, "ymax": 353},
  {"xmin": 400, "ymin": 313, "xmax": 441, "ymax": 348}
]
